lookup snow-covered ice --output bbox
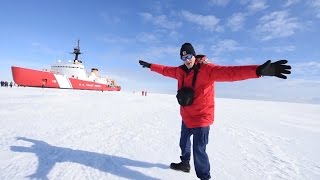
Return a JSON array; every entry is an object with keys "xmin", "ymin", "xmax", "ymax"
[{"xmin": 0, "ymin": 87, "xmax": 319, "ymax": 180}]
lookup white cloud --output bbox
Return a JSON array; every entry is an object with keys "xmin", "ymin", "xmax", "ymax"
[
  {"xmin": 142, "ymin": 46, "xmax": 178, "ymax": 60},
  {"xmin": 181, "ymin": 11, "xmax": 223, "ymax": 32},
  {"xmin": 227, "ymin": 13, "xmax": 246, "ymax": 31},
  {"xmin": 135, "ymin": 32, "xmax": 159, "ymax": 43},
  {"xmin": 239, "ymin": 0, "xmax": 251, "ymax": 5},
  {"xmin": 293, "ymin": 61, "xmax": 320, "ymax": 78},
  {"xmin": 139, "ymin": 12, "xmax": 181, "ymax": 30},
  {"xmin": 234, "ymin": 57, "xmax": 258, "ymax": 65},
  {"xmin": 100, "ymin": 12, "xmax": 121, "ymax": 24},
  {"xmin": 31, "ymin": 42, "xmax": 56, "ymax": 54},
  {"xmin": 210, "ymin": 39, "xmax": 244, "ymax": 56},
  {"xmin": 309, "ymin": 0, "xmax": 320, "ymax": 18},
  {"xmin": 248, "ymin": 0, "xmax": 268, "ymax": 12},
  {"xmin": 209, "ymin": 0, "xmax": 230, "ymax": 6},
  {"xmin": 256, "ymin": 11, "xmax": 301, "ymax": 40},
  {"xmin": 149, "ymin": 1, "xmax": 164, "ymax": 14},
  {"xmin": 100, "ymin": 35, "xmax": 132, "ymax": 44},
  {"xmin": 311, "ymin": 0, "xmax": 320, "ymax": 7},
  {"xmin": 283, "ymin": 0, "xmax": 300, "ymax": 7},
  {"xmin": 263, "ymin": 45, "xmax": 296, "ymax": 53}
]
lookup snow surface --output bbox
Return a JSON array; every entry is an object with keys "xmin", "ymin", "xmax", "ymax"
[{"xmin": 0, "ymin": 87, "xmax": 319, "ymax": 180}]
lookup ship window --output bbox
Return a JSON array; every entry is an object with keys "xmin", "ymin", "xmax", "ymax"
[{"xmin": 51, "ymin": 65, "xmax": 84, "ymax": 69}]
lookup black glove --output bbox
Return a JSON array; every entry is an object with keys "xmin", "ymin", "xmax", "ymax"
[
  {"xmin": 256, "ymin": 60, "xmax": 291, "ymax": 79},
  {"xmin": 139, "ymin": 60, "xmax": 151, "ymax": 68}
]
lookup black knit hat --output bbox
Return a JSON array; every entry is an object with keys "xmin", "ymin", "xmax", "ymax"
[{"xmin": 180, "ymin": 43, "xmax": 196, "ymax": 58}]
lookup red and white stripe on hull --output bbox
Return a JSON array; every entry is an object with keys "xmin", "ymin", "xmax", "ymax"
[
  {"xmin": 53, "ymin": 74, "xmax": 73, "ymax": 88},
  {"xmin": 11, "ymin": 66, "xmax": 121, "ymax": 91}
]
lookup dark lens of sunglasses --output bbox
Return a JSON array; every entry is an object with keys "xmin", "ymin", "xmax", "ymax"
[{"xmin": 181, "ymin": 55, "xmax": 192, "ymax": 61}]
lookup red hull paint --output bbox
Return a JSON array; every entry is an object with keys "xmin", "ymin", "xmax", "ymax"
[
  {"xmin": 11, "ymin": 66, "xmax": 121, "ymax": 91},
  {"xmin": 12, "ymin": 66, "xmax": 59, "ymax": 88}
]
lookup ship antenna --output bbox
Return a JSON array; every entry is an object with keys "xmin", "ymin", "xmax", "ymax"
[{"xmin": 72, "ymin": 40, "xmax": 82, "ymax": 61}]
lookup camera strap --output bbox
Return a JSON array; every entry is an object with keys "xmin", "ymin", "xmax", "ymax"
[{"xmin": 181, "ymin": 64, "xmax": 200, "ymax": 88}]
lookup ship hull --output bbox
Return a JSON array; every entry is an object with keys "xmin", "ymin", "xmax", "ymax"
[{"xmin": 11, "ymin": 66, "xmax": 121, "ymax": 91}]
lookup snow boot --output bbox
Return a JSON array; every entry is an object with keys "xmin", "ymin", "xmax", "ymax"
[{"xmin": 170, "ymin": 161, "xmax": 191, "ymax": 173}]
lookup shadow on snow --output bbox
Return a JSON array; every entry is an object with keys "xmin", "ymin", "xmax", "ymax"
[{"xmin": 10, "ymin": 137, "xmax": 168, "ymax": 180}]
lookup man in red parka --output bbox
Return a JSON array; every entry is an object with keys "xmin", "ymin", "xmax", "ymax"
[{"xmin": 138, "ymin": 43, "xmax": 291, "ymax": 180}]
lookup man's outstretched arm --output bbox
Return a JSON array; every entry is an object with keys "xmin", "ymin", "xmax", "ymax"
[
  {"xmin": 207, "ymin": 60, "xmax": 291, "ymax": 82},
  {"xmin": 139, "ymin": 60, "xmax": 179, "ymax": 79}
]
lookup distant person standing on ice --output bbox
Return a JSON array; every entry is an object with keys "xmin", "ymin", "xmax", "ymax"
[{"xmin": 138, "ymin": 42, "xmax": 291, "ymax": 180}]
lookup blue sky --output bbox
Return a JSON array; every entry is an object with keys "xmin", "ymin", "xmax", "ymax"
[{"xmin": 0, "ymin": 0, "xmax": 319, "ymax": 104}]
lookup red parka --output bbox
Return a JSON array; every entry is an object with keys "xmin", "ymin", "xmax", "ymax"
[{"xmin": 150, "ymin": 63, "xmax": 259, "ymax": 128}]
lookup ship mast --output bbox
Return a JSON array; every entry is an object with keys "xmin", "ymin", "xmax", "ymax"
[{"xmin": 72, "ymin": 40, "xmax": 82, "ymax": 61}]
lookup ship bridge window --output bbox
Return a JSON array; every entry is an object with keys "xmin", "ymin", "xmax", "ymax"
[{"xmin": 52, "ymin": 65, "xmax": 84, "ymax": 69}]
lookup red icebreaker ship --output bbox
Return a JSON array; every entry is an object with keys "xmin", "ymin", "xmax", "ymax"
[{"xmin": 11, "ymin": 41, "xmax": 121, "ymax": 91}]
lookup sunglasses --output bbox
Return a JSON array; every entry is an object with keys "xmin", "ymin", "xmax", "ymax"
[{"xmin": 181, "ymin": 54, "xmax": 193, "ymax": 61}]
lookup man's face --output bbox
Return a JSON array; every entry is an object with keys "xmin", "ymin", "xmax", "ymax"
[{"xmin": 182, "ymin": 54, "xmax": 195, "ymax": 69}]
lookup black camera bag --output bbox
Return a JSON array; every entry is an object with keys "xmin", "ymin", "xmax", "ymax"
[{"xmin": 176, "ymin": 65, "xmax": 199, "ymax": 106}]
